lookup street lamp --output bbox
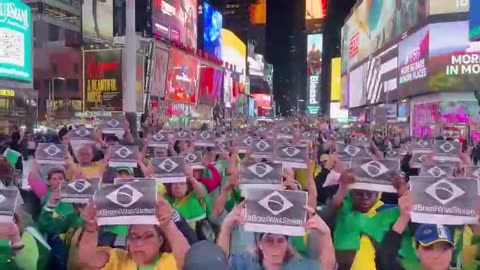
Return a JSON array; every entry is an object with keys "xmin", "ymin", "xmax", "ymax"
[{"xmin": 48, "ymin": 77, "xmax": 65, "ymax": 120}]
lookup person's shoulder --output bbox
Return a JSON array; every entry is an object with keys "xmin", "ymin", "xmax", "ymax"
[
  {"xmin": 157, "ymin": 253, "xmax": 178, "ymax": 269},
  {"xmin": 229, "ymin": 253, "xmax": 261, "ymax": 270},
  {"xmin": 96, "ymin": 247, "xmax": 133, "ymax": 269}
]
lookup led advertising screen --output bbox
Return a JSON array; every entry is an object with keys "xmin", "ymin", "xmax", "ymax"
[
  {"xmin": 150, "ymin": 47, "xmax": 170, "ymax": 99},
  {"xmin": 470, "ymin": 0, "xmax": 480, "ymax": 41},
  {"xmin": 221, "ymin": 29, "xmax": 246, "ymax": 75},
  {"xmin": 364, "ymin": 44, "xmax": 399, "ymax": 104},
  {"xmin": 223, "ymin": 70, "xmax": 233, "ymax": 108},
  {"xmin": 198, "ymin": 66, "xmax": 222, "ymax": 106},
  {"xmin": 165, "ymin": 49, "xmax": 199, "ymax": 104},
  {"xmin": 429, "ymin": 20, "xmax": 480, "ymax": 92},
  {"xmin": 305, "ymin": 0, "xmax": 326, "ymax": 32},
  {"xmin": 340, "ymin": 74, "xmax": 349, "ymax": 108},
  {"xmin": 82, "ymin": 0, "xmax": 113, "ymax": 41},
  {"xmin": 250, "ymin": 0, "xmax": 266, "ymax": 25},
  {"xmin": 429, "ymin": 0, "xmax": 469, "ymax": 16},
  {"xmin": 248, "ymin": 97, "xmax": 256, "ymax": 117},
  {"xmin": 330, "ymin": 58, "xmax": 341, "ymax": 102},
  {"xmin": 348, "ymin": 63, "xmax": 366, "ymax": 108},
  {"xmin": 341, "ymin": 0, "xmax": 426, "ymax": 73},
  {"xmin": 398, "ymin": 25, "xmax": 429, "ymax": 97},
  {"xmin": 84, "ymin": 49, "xmax": 123, "ymax": 111},
  {"xmin": 203, "ymin": 3, "xmax": 222, "ymax": 60},
  {"xmin": 0, "ymin": 0, "xmax": 32, "ymax": 82},
  {"xmin": 307, "ymin": 34, "xmax": 323, "ymax": 110},
  {"xmin": 152, "ymin": 0, "xmax": 198, "ymax": 49}
]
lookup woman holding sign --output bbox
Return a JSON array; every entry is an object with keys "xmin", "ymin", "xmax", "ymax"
[{"xmin": 78, "ymin": 196, "xmax": 190, "ymax": 270}]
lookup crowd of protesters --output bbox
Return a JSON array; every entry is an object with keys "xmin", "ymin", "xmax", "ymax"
[{"xmin": 0, "ymin": 119, "xmax": 479, "ymax": 270}]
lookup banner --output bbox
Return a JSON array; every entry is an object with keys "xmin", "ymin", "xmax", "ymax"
[
  {"xmin": 184, "ymin": 152, "xmax": 203, "ymax": 169},
  {"xmin": 109, "ymin": 145, "xmax": 138, "ymax": 168},
  {"xmin": 336, "ymin": 144, "xmax": 371, "ymax": 161},
  {"xmin": 364, "ymin": 44, "xmax": 399, "ymax": 104},
  {"xmin": 194, "ymin": 130, "xmax": 215, "ymax": 147},
  {"xmin": 0, "ymin": 0, "xmax": 32, "ymax": 82},
  {"xmin": 432, "ymin": 140, "xmax": 461, "ymax": 163},
  {"xmin": 100, "ymin": 117, "xmax": 126, "ymax": 138},
  {"xmin": 398, "ymin": 25, "xmax": 429, "ymax": 97},
  {"xmin": 240, "ymin": 161, "xmax": 283, "ymax": 190},
  {"xmin": 251, "ymin": 139, "xmax": 275, "ymax": 159},
  {"xmin": 0, "ymin": 188, "xmax": 19, "ymax": 222},
  {"xmin": 236, "ymin": 136, "xmax": 253, "ymax": 153},
  {"xmin": 151, "ymin": 157, "xmax": 186, "ymax": 183},
  {"xmin": 244, "ymin": 189, "xmax": 307, "ymax": 236},
  {"xmin": 165, "ymin": 49, "xmax": 199, "ymax": 104},
  {"xmin": 152, "ymin": 0, "xmax": 198, "ymax": 49},
  {"xmin": 36, "ymin": 143, "xmax": 67, "ymax": 165},
  {"xmin": 84, "ymin": 49, "xmax": 123, "ymax": 111},
  {"xmin": 60, "ymin": 179, "xmax": 101, "ymax": 204},
  {"xmin": 429, "ymin": 21, "xmax": 480, "ymax": 92},
  {"xmin": 151, "ymin": 46, "xmax": 169, "ymax": 98},
  {"xmin": 275, "ymin": 145, "xmax": 308, "ymax": 169},
  {"xmin": 420, "ymin": 165, "xmax": 454, "ymax": 178},
  {"xmin": 351, "ymin": 159, "xmax": 400, "ymax": 193},
  {"xmin": 148, "ymin": 131, "xmax": 170, "ymax": 148},
  {"xmin": 464, "ymin": 166, "xmax": 480, "ymax": 178},
  {"xmin": 95, "ymin": 181, "xmax": 157, "ymax": 225},
  {"xmin": 307, "ymin": 34, "xmax": 322, "ymax": 111},
  {"xmin": 82, "ymin": 0, "xmax": 113, "ymax": 41},
  {"xmin": 410, "ymin": 176, "xmax": 478, "ymax": 225}
]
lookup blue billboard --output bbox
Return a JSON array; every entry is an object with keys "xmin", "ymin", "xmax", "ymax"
[
  {"xmin": 0, "ymin": 0, "xmax": 32, "ymax": 82},
  {"xmin": 203, "ymin": 2, "xmax": 222, "ymax": 60}
]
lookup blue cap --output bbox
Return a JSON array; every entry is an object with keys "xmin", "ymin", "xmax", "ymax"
[{"xmin": 415, "ymin": 224, "xmax": 454, "ymax": 247}]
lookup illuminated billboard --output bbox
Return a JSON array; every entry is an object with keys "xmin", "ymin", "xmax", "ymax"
[
  {"xmin": 330, "ymin": 58, "xmax": 341, "ymax": 102},
  {"xmin": 307, "ymin": 34, "xmax": 323, "ymax": 111},
  {"xmin": 203, "ymin": 2, "xmax": 222, "ymax": 59},
  {"xmin": 221, "ymin": 29, "xmax": 246, "ymax": 76}
]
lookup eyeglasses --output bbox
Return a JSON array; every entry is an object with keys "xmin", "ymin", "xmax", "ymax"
[{"xmin": 127, "ymin": 232, "xmax": 157, "ymax": 242}]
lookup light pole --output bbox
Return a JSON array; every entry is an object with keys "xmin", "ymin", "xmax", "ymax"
[{"xmin": 49, "ymin": 77, "xmax": 65, "ymax": 120}]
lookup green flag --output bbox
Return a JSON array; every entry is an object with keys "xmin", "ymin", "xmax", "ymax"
[{"xmin": 3, "ymin": 148, "xmax": 20, "ymax": 168}]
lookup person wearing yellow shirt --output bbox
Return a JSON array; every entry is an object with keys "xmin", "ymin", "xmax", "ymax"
[
  {"xmin": 66, "ymin": 145, "xmax": 106, "ymax": 180},
  {"xmin": 78, "ymin": 196, "xmax": 190, "ymax": 270}
]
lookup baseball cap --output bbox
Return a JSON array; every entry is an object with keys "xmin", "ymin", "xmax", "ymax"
[
  {"xmin": 183, "ymin": 241, "xmax": 228, "ymax": 270},
  {"xmin": 415, "ymin": 224, "xmax": 454, "ymax": 247},
  {"xmin": 115, "ymin": 167, "xmax": 134, "ymax": 175}
]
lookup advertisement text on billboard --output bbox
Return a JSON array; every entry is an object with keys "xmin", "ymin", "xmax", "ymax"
[
  {"xmin": 0, "ymin": 0, "xmax": 32, "ymax": 82},
  {"xmin": 364, "ymin": 44, "xmax": 399, "ymax": 104},
  {"xmin": 307, "ymin": 34, "xmax": 322, "ymax": 108},
  {"xmin": 84, "ymin": 49, "xmax": 123, "ymax": 111}
]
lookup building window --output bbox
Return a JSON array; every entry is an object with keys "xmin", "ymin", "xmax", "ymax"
[
  {"xmin": 74, "ymin": 63, "xmax": 79, "ymax": 74},
  {"xmin": 48, "ymin": 24, "xmax": 60, "ymax": 41},
  {"xmin": 52, "ymin": 64, "xmax": 57, "ymax": 73},
  {"xmin": 66, "ymin": 79, "xmax": 79, "ymax": 92}
]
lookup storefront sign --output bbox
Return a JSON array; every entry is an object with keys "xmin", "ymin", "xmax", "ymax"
[
  {"xmin": 84, "ymin": 49, "xmax": 123, "ymax": 111},
  {"xmin": 0, "ymin": 89, "xmax": 14, "ymax": 97}
]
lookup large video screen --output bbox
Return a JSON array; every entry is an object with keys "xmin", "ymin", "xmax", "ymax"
[
  {"xmin": 82, "ymin": 0, "xmax": 113, "ymax": 41},
  {"xmin": 471, "ymin": 0, "xmax": 480, "ymax": 41},
  {"xmin": 198, "ymin": 66, "xmax": 222, "ymax": 106},
  {"xmin": 152, "ymin": 0, "xmax": 198, "ymax": 49},
  {"xmin": 165, "ymin": 49, "xmax": 199, "ymax": 104},
  {"xmin": 364, "ymin": 44, "xmax": 399, "ymax": 104},
  {"xmin": 223, "ymin": 70, "xmax": 233, "ymax": 108},
  {"xmin": 340, "ymin": 74, "xmax": 349, "ymax": 109},
  {"xmin": 203, "ymin": 3, "xmax": 222, "ymax": 60},
  {"xmin": 221, "ymin": 29, "xmax": 246, "ymax": 75},
  {"xmin": 307, "ymin": 34, "xmax": 323, "ymax": 108},
  {"xmin": 150, "ymin": 47, "xmax": 169, "ymax": 99},
  {"xmin": 305, "ymin": 0, "xmax": 327, "ymax": 19},
  {"xmin": 0, "ymin": 0, "xmax": 32, "ymax": 82},
  {"xmin": 341, "ymin": 0, "xmax": 426, "ymax": 73},
  {"xmin": 429, "ymin": 20, "xmax": 480, "ymax": 92},
  {"xmin": 348, "ymin": 64, "xmax": 366, "ymax": 108},
  {"xmin": 398, "ymin": 25, "xmax": 429, "ymax": 97}
]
